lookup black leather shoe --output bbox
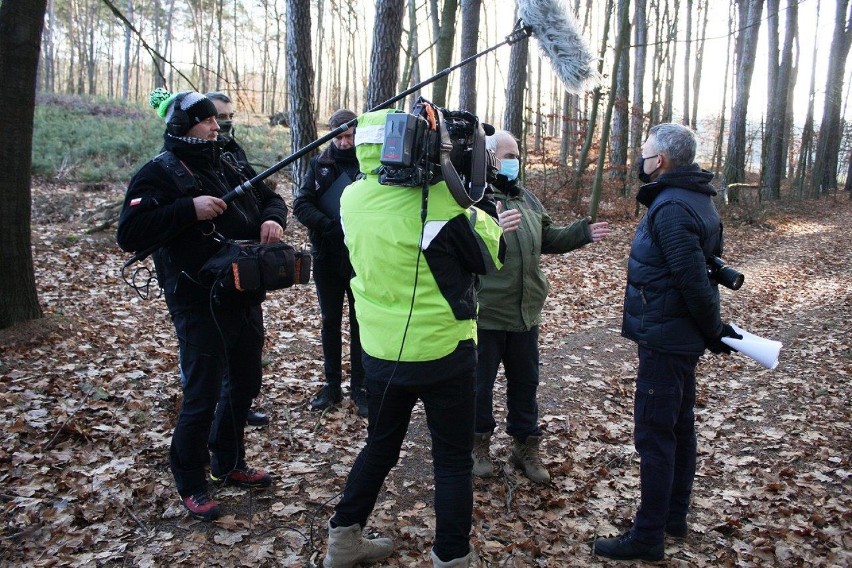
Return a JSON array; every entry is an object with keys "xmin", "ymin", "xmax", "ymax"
[
  {"xmin": 246, "ymin": 409, "xmax": 269, "ymax": 427},
  {"xmin": 593, "ymin": 532, "xmax": 664, "ymax": 561},
  {"xmin": 310, "ymin": 384, "xmax": 343, "ymax": 410},
  {"xmin": 352, "ymin": 388, "xmax": 368, "ymax": 418},
  {"xmin": 665, "ymin": 521, "xmax": 688, "ymax": 538}
]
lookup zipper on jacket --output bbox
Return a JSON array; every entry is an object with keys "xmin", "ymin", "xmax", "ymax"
[{"xmin": 639, "ymin": 286, "xmax": 647, "ymax": 331}]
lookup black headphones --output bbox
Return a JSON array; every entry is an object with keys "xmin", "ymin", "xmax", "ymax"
[{"xmin": 166, "ymin": 93, "xmax": 191, "ymax": 136}]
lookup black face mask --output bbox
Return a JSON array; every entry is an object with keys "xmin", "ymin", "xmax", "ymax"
[
  {"xmin": 637, "ymin": 154, "xmax": 659, "ymax": 183},
  {"xmin": 217, "ymin": 120, "xmax": 234, "ymax": 141}
]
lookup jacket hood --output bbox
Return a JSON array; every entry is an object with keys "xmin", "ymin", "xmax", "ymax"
[
  {"xmin": 354, "ymin": 109, "xmax": 396, "ymax": 175},
  {"xmin": 636, "ymin": 163, "xmax": 716, "ymax": 208}
]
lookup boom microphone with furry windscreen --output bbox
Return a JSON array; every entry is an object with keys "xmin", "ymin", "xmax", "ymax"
[{"xmin": 517, "ymin": 0, "xmax": 600, "ymax": 94}]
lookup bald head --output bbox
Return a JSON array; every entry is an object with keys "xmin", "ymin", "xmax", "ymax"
[
  {"xmin": 486, "ymin": 130, "xmax": 518, "ymax": 157},
  {"xmin": 487, "ymin": 130, "xmax": 520, "ymax": 160},
  {"xmin": 486, "ymin": 129, "xmax": 521, "ymax": 182}
]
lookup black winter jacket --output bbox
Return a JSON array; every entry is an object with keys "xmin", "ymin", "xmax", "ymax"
[
  {"xmin": 292, "ymin": 143, "xmax": 359, "ymax": 258},
  {"xmin": 622, "ymin": 164, "xmax": 724, "ymax": 355},
  {"xmin": 116, "ymin": 135, "xmax": 288, "ymax": 310}
]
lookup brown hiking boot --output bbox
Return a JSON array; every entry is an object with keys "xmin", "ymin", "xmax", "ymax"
[
  {"xmin": 323, "ymin": 521, "xmax": 393, "ymax": 567},
  {"xmin": 472, "ymin": 432, "xmax": 495, "ymax": 478},
  {"xmin": 510, "ymin": 435, "xmax": 550, "ymax": 483}
]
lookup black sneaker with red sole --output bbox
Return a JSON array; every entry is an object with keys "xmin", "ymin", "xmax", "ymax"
[
  {"xmin": 210, "ymin": 467, "xmax": 272, "ymax": 488},
  {"xmin": 182, "ymin": 491, "xmax": 221, "ymax": 521}
]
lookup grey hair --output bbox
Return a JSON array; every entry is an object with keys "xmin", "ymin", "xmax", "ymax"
[
  {"xmin": 204, "ymin": 91, "xmax": 232, "ymax": 104},
  {"xmin": 485, "ymin": 129, "xmax": 517, "ymax": 153},
  {"xmin": 648, "ymin": 123, "xmax": 696, "ymax": 167}
]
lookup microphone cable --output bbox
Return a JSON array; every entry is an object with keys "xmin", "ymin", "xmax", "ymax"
[{"xmin": 305, "ymin": 173, "xmax": 432, "ymax": 556}]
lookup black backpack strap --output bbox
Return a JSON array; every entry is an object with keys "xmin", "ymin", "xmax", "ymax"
[{"xmin": 153, "ymin": 151, "xmax": 199, "ymax": 195}]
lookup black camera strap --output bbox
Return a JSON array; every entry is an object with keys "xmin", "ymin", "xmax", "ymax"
[{"xmin": 436, "ymin": 108, "xmax": 487, "ymax": 208}]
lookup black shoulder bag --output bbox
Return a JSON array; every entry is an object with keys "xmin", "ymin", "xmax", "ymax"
[{"xmin": 199, "ymin": 237, "xmax": 312, "ymax": 293}]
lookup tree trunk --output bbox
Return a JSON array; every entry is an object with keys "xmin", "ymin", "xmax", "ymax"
[
  {"xmin": 609, "ymin": 0, "xmax": 630, "ymax": 192},
  {"xmin": 286, "ymin": 0, "xmax": 317, "ymax": 187},
  {"xmin": 431, "ymin": 0, "xmax": 458, "ymax": 107},
  {"xmin": 649, "ymin": 0, "xmax": 663, "ymax": 125},
  {"xmin": 0, "ymin": 0, "xmax": 47, "ymax": 329},
  {"xmin": 458, "ymin": 0, "xmax": 481, "ymax": 112},
  {"xmin": 122, "ymin": 0, "xmax": 132, "ymax": 97},
  {"xmin": 575, "ymin": 0, "xmax": 613, "ymax": 184},
  {"xmin": 630, "ymin": 0, "xmax": 647, "ymax": 178},
  {"xmin": 366, "ymin": 0, "xmax": 405, "ymax": 109},
  {"xmin": 811, "ymin": 0, "xmax": 852, "ymax": 196},
  {"xmin": 503, "ymin": 26, "xmax": 528, "ymax": 136},
  {"xmin": 845, "ymin": 145, "xmax": 852, "ymax": 194},
  {"xmin": 794, "ymin": 1, "xmax": 821, "ymax": 198},
  {"xmin": 314, "ymin": 0, "xmax": 325, "ymax": 115},
  {"xmin": 723, "ymin": 0, "xmax": 765, "ymax": 185},
  {"xmin": 712, "ymin": 2, "xmax": 735, "ymax": 176},
  {"xmin": 589, "ymin": 0, "xmax": 629, "ymax": 221},
  {"xmin": 216, "ymin": 0, "xmax": 223, "ymax": 87},
  {"xmin": 762, "ymin": 0, "xmax": 797, "ymax": 200},
  {"xmin": 682, "ymin": 0, "xmax": 692, "ymax": 126},
  {"xmin": 41, "ymin": 0, "xmax": 56, "ymax": 92},
  {"xmin": 397, "ymin": 0, "xmax": 421, "ymax": 111},
  {"xmin": 534, "ymin": 57, "xmax": 543, "ymax": 153},
  {"xmin": 661, "ymin": 0, "xmax": 678, "ymax": 123},
  {"xmin": 690, "ymin": 0, "xmax": 708, "ymax": 129}
]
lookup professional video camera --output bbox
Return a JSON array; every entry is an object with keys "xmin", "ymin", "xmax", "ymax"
[
  {"xmin": 707, "ymin": 256, "xmax": 744, "ymax": 290},
  {"xmin": 379, "ymin": 97, "xmax": 496, "ymax": 208}
]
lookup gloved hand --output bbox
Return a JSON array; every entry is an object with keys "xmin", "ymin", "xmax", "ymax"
[
  {"xmin": 321, "ymin": 222, "xmax": 344, "ymax": 248},
  {"xmin": 706, "ymin": 324, "xmax": 743, "ymax": 354}
]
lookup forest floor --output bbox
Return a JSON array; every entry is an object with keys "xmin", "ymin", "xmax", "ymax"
[{"xmin": 1, "ymin": 181, "xmax": 850, "ymax": 567}]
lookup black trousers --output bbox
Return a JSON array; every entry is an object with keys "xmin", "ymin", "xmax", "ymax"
[
  {"xmin": 332, "ymin": 349, "xmax": 476, "ymax": 562},
  {"xmin": 474, "ymin": 327, "xmax": 543, "ymax": 440},
  {"xmin": 631, "ymin": 345, "xmax": 699, "ymax": 546},
  {"xmin": 169, "ymin": 304, "xmax": 263, "ymax": 497},
  {"xmin": 312, "ymin": 253, "xmax": 363, "ymax": 392}
]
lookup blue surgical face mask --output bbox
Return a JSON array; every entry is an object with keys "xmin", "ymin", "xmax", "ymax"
[{"xmin": 499, "ymin": 158, "xmax": 520, "ymax": 181}]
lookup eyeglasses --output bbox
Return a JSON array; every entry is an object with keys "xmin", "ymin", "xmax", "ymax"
[{"xmin": 641, "ymin": 154, "xmax": 659, "ymax": 160}]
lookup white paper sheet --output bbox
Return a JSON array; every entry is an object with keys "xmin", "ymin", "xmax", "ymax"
[{"xmin": 721, "ymin": 323, "xmax": 782, "ymax": 370}]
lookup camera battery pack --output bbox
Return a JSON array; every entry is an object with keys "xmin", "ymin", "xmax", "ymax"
[{"xmin": 381, "ymin": 113, "xmax": 421, "ymax": 168}]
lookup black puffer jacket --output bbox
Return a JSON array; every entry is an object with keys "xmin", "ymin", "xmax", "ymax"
[
  {"xmin": 622, "ymin": 164, "xmax": 724, "ymax": 355},
  {"xmin": 116, "ymin": 135, "xmax": 288, "ymax": 310},
  {"xmin": 292, "ymin": 143, "xmax": 359, "ymax": 257}
]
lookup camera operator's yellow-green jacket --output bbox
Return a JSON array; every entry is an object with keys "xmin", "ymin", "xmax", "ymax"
[
  {"xmin": 477, "ymin": 181, "xmax": 592, "ymax": 332},
  {"xmin": 341, "ymin": 110, "xmax": 505, "ymax": 362}
]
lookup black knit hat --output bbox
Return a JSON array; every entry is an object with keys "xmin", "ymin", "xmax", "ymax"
[{"xmin": 150, "ymin": 89, "xmax": 217, "ymax": 136}]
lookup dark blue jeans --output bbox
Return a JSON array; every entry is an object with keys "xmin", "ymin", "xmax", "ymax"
[
  {"xmin": 169, "ymin": 304, "xmax": 263, "ymax": 497},
  {"xmin": 332, "ymin": 353, "xmax": 476, "ymax": 562},
  {"xmin": 631, "ymin": 345, "xmax": 699, "ymax": 546},
  {"xmin": 474, "ymin": 327, "xmax": 542, "ymax": 439},
  {"xmin": 312, "ymin": 253, "xmax": 363, "ymax": 392}
]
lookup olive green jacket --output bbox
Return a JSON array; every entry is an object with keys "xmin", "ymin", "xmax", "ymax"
[{"xmin": 477, "ymin": 184, "xmax": 592, "ymax": 332}]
